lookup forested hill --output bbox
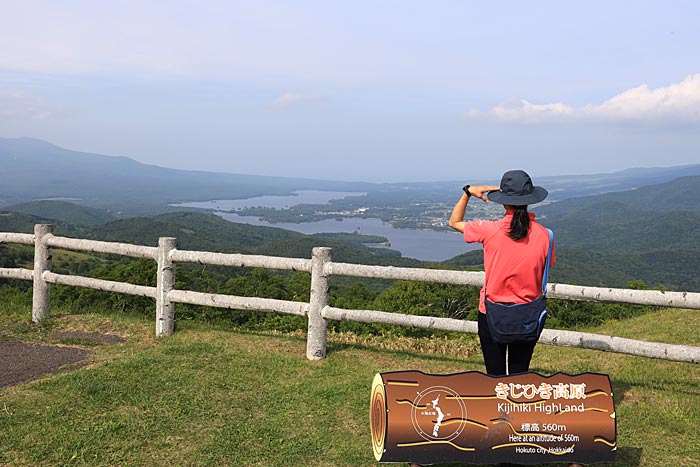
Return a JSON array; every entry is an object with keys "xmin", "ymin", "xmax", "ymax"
[
  {"xmin": 534, "ymin": 175, "xmax": 700, "ymax": 250},
  {"xmin": 536, "ymin": 174, "xmax": 700, "ymax": 216},
  {"xmin": 447, "ymin": 175, "xmax": 700, "ymax": 291},
  {"xmin": 2, "ymin": 200, "xmax": 117, "ymax": 225}
]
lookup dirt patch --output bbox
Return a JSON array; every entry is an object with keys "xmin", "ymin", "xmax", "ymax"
[
  {"xmin": 51, "ymin": 331, "xmax": 126, "ymax": 344},
  {"xmin": 0, "ymin": 341, "xmax": 91, "ymax": 388}
]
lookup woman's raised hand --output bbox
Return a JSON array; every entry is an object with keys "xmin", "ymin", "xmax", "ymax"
[{"xmin": 468, "ymin": 185, "xmax": 501, "ymax": 202}]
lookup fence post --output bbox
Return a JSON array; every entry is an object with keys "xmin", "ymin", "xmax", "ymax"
[
  {"xmin": 156, "ymin": 237, "xmax": 177, "ymax": 337},
  {"xmin": 307, "ymin": 247, "xmax": 331, "ymax": 360},
  {"xmin": 32, "ymin": 224, "xmax": 53, "ymax": 323}
]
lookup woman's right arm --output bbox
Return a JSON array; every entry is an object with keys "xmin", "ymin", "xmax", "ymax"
[{"xmin": 449, "ymin": 185, "xmax": 499, "ymax": 233}]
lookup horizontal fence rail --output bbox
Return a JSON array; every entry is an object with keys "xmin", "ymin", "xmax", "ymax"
[
  {"xmin": 322, "ymin": 305, "xmax": 480, "ymax": 334},
  {"xmin": 43, "ymin": 272, "xmax": 157, "ymax": 298},
  {"xmin": 325, "ymin": 262, "xmax": 485, "ymax": 286},
  {"xmin": 548, "ymin": 283, "xmax": 700, "ymax": 309},
  {"xmin": 0, "ymin": 267, "xmax": 33, "ymax": 281},
  {"xmin": 321, "ymin": 305, "xmax": 699, "ymax": 363},
  {"xmin": 537, "ymin": 327, "xmax": 699, "ymax": 363},
  {"xmin": 326, "ymin": 261, "xmax": 700, "ymax": 309},
  {"xmin": 0, "ymin": 232, "xmax": 34, "ymax": 245},
  {"xmin": 45, "ymin": 234, "xmax": 157, "ymax": 259},
  {"xmin": 168, "ymin": 289, "xmax": 309, "ymax": 316},
  {"xmin": 0, "ymin": 224, "xmax": 698, "ymax": 364},
  {"xmin": 170, "ymin": 249, "xmax": 312, "ymax": 272}
]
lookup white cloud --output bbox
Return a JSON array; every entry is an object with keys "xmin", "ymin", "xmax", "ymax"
[
  {"xmin": 467, "ymin": 74, "xmax": 700, "ymax": 125},
  {"xmin": 465, "ymin": 99, "xmax": 576, "ymax": 125},
  {"xmin": 270, "ymin": 93, "xmax": 326, "ymax": 108},
  {"xmin": 0, "ymin": 89, "xmax": 50, "ymax": 120}
]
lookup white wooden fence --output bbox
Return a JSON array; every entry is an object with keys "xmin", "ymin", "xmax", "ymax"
[{"xmin": 1, "ymin": 224, "xmax": 699, "ymax": 364}]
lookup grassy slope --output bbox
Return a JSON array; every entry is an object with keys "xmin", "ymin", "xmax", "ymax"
[{"xmin": 0, "ymin": 307, "xmax": 698, "ymax": 467}]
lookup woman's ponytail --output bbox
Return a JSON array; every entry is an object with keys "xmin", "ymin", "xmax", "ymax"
[{"xmin": 508, "ymin": 205, "xmax": 530, "ymax": 240}]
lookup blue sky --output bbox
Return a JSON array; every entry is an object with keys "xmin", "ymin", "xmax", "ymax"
[{"xmin": 1, "ymin": 0, "xmax": 699, "ymax": 182}]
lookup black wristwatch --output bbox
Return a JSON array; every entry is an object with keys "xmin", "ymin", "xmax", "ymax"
[{"xmin": 462, "ymin": 185, "xmax": 471, "ymax": 197}]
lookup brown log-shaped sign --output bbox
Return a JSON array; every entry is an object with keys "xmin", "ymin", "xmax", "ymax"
[{"xmin": 370, "ymin": 371, "xmax": 616, "ymax": 465}]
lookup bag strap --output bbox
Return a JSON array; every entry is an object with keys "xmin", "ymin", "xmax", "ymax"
[{"xmin": 542, "ymin": 229, "xmax": 554, "ymax": 296}]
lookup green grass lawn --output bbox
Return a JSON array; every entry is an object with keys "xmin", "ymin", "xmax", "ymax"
[{"xmin": 0, "ymin": 307, "xmax": 698, "ymax": 467}]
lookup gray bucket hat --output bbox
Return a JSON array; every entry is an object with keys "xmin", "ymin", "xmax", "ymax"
[{"xmin": 487, "ymin": 170, "xmax": 548, "ymax": 206}]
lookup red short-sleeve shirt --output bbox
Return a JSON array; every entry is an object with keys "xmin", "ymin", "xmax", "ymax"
[{"xmin": 463, "ymin": 210, "xmax": 555, "ymax": 314}]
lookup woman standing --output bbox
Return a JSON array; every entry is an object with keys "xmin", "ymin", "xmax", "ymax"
[
  {"xmin": 448, "ymin": 170, "xmax": 554, "ymax": 377},
  {"xmin": 410, "ymin": 171, "xmax": 578, "ymax": 467}
]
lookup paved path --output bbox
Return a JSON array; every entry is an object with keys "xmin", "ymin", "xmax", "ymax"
[{"xmin": 0, "ymin": 341, "xmax": 91, "ymax": 388}]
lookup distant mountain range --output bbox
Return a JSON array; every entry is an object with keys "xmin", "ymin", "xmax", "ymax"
[
  {"xmin": 2, "ymin": 136, "xmax": 700, "ymax": 215},
  {"xmin": 0, "ymin": 137, "xmax": 374, "ymax": 215},
  {"xmin": 536, "ymin": 165, "xmax": 700, "ymax": 201}
]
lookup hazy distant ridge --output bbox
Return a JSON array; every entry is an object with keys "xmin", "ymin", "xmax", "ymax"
[
  {"xmin": 2, "ymin": 137, "xmax": 699, "ymax": 216},
  {"xmin": 0, "ymin": 137, "xmax": 374, "ymax": 214}
]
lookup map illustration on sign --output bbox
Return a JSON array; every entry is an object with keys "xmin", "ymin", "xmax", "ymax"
[
  {"xmin": 431, "ymin": 395, "xmax": 443, "ymax": 437},
  {"xmin": 406, "ymin": 385, "xmax": 468, "ymax": 446}
]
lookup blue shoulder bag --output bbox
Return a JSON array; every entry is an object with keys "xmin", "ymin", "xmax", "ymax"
[{"xmin": 484, "ymin": 229, "xmax": 554, "ymax": 345}]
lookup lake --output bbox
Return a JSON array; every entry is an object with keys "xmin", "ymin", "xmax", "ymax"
[
  {"xmin": 173, "ymin": 190, "xmax": 365, "ymax": 210},
  {"xmin": 176, "ymin": 191, "xmax": 480, "ymax": 262}
]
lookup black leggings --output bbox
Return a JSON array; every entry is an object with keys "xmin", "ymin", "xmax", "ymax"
[{"xmin": 477, "ymin": 312, "xmax": 536, "ymax": 376}]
